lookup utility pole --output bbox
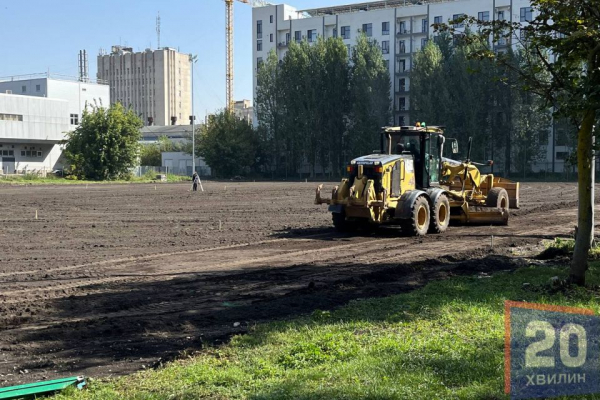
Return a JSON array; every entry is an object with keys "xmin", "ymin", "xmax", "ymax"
[{"xmin": 190, "ymin": 54, "xmax": 198, "ymax": 174}]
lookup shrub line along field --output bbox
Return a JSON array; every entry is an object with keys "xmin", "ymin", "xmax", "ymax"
[{"xmin": 0, "ymin": 181, "xmax": 594, "ymax": 386}]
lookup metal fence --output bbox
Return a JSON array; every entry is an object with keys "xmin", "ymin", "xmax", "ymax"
[{"xmin": 132, "ymin": 166, "xmax": 211, "ymax": 178}]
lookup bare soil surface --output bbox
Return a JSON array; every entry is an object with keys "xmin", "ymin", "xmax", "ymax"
[{"xmin": 0, "ymin": 181, "xmax": 593, "ymax": 384}]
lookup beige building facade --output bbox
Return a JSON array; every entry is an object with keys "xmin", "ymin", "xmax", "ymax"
[{"xmin": 97, "ymin": 46, "xmax": 191, "ymax": 126}]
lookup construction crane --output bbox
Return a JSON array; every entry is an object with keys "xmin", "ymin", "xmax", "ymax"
[{"xmin": 224, "ymin": 0, "xmax": 270, "ymax": 111}]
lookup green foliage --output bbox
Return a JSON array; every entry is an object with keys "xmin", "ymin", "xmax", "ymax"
[
  {"xmin": 54, "ymin": 262, "xmax": 600, "ymax": 399},
  {"xmin": 542, "ymin": 238, "xmax": 600, "ymax": 260},
  {"xmin": 140, "ymin": 135, "xmax": 185, "ymax": 167},
  {"xmin": 195, "ymin": 111, "xmax": 258, "ymax": 178},
  {"xmin": 411, "ymin": 35, "xmax": 551, "ymax": 173},
  {"xmin": 256, "ymin": 35, "xmax": 390, "ymax": 177},
  {"xmin": 63, "ymin": 103, "xmax": 142, "ymax": 180},
  {"xmin": 347, "ymin": 34, "xmax": 391, "ymax": 159}
]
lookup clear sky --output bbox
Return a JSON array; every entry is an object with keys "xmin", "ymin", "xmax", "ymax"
[{"xmin": 0, "ymin": 0, "xmax": 350, "ymax": 121}]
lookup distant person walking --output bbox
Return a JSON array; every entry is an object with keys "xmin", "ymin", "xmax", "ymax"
[{"xmin": 191, "ymin": 171, "xmax": 203, "ymax": 192}]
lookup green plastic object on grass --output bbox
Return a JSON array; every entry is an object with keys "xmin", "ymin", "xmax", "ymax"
[{"xmin": 0, "ymin": 376, "xmax": 86, "ymax": 399}]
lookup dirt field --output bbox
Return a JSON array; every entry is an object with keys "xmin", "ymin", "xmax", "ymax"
[{"xmin": 0, "ymin": 181, "xmax": 593, "ymax": 385}]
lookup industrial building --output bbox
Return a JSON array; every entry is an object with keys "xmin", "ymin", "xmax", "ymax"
[
  {"xmin": 0, "ymin": 73, "xmax": 110, "ymax": 173},
  {"xmin": 0, "ymin": 93, "xmax": 68, "ymax": 173},
  {"xmin": 97, "ymin": 46, "xmax": 192, "ymax": 127},
  {"xmin": 233, "ymin": 100, "xmax": 254, "ymax": 125}
]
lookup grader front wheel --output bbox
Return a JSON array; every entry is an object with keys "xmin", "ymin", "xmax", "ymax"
[
  {"xmin": 332, "ymin": 212, "xmax": 357, "ymax": 232},
  {"xmin": 401, "ymin": 195, "xmax": 431, "ymax": 236}
]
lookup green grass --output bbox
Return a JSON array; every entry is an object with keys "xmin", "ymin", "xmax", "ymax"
[
  {"xmin": 0, "ymin": 173, "xmax": 190, "ymax": 185},
  {"xmin": 53, "ymin": 262, "xmax": 600, "ymax": 400},
  {"xmin": 541, "ymin": 238, "xmax": 600, "ymax": 260}
]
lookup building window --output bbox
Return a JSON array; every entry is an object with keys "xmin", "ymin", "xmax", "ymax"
[
  {"xmin": 453, "ymin": 14, "xmax": 465, "ymax": 28},
  {"xmin": 286, "ymin": 32, "xmax": 291, "ymax": 43},
  {"xmin": 21, "ymin": 151, "xmax": 25, "ymax": 156},
  {"xmin": 362, "ymin": 23, "xmax": 372, "ymax": 37},
  {"xmin": 399, "ymin": 78, "xmax": 406, "ymax": 91},
  {"xmin": 399, "ymin": 21, "xmax": 408, "ymax": 34},
  {"xmin": 295, "ymin": 30, "xmax": 302, "ymax": 41},
  {"xmin": 421, "ymin": 38, "xmax": 428, "ymax": 48},
  {"xmin": 399, "ymin": 97, "xmax": 406, "ymax": 111},
  {"xmin": 333, "ymin": 28, "xmax": 338, "ymax": 38},
  {"xmin": 341, "ymin": 26, "xmax": 350, "ymax": 39},
  {"xmin": 478, "ymin": 11, "xmax": 490, "ymax": 22},
  {"xmin": 497, "ymin": 11, "xmax": 505, "ymax": 21},
  {"xmin": 37, "ymin": 151, "xmax": 43, "ymax": 157},
  {"xmin": 257, "ymin": 20, "xmax": 263, "ymax": 38},
  {"xmin": 520, "ymin": 7, "xmax": 533, "ymax": 22},
  {"xmin": 307, "ymin": 29, "xmax": 317, "ymax": 43},
  {"xmin": 257, "ymin": 57, "xmax": 263, "ymax": 68},
  {"xmin": 381, "ymin": 40, "xmax": 389, "ymax": 54},
  {"xmin": 36, "ymin": 84, "xmax": 41, "ymax": 92},
  {"xmin": 398, "ymin": 116, "xmax": 406, "ymax": 125},
  {"xmin": 70, "ymin": 113, "xmax": 79, "ymax": 125},
  {"xmin": 434, "ymin": 16, "xmax": 442, "ymax": 25},
  {"xmin": 422, "ymin": 19, "xmax": 428, "ymax": 33},
  {"xmin": 346, "ymin": 44, "xmax": 352, "ymax": 57},
  {"xmin": 270, "ymin": 15, "xmax": 273, "ymax": 23},
  {"xmin": 21, "ymin": 86, "xmax": 26, "ymax": 93},
  {"xmin": 0, "ymin": 113, "xmax": 23, "ymax": 121},
  {"xmin": 382, "ymin": 21, "xmax": 390, "ymax": 35},
  {"xmin": 257, "ymin": 40, "xmax": 263, "ymax": 51},
  {"xmin": 270, "ymin": 33, "xmax": 273, "ymax": 42},
  {"xmin": 398, "ymin": 40, "xmax": 406, "ymax": 54}
]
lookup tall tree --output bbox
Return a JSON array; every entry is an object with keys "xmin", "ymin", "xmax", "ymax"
[
  {"xmin": 256, "ymin": 50, "xmax": 283, "ymax": 175},
  {"xmin": 348, "ymin": 34, "xmax": 392, "ymax": 158},
  {"xmin": 63, "ymin": 102, "xmax": 142, "ymax": 180},
  {"xmin": 196, "ymin": 111, "xmax": 258, "ymax": 178},
  {"xmin": 437, "ymin": 0, "xmax": 600, "ymax": 285}
]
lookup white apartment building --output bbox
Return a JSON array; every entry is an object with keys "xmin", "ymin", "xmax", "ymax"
[
  {"xmin": 0, "ymin": 93, "xmax": 69, "ymax": 173},
  {"xmin": 252, "ymin": 0, "xmax": 576, "ymax": 173},
  {"xmin": 97, "ymin": 46, "xmax": 191, "ymax": 127},
  {"xmin": 0, "ymin": 73, "xmax": 110, "ymax": 173}
]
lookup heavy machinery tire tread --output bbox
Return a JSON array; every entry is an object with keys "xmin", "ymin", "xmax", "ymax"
[
  {"xmin": 332, "ymin": 212, "xmax": 356, "ymax": 232},
  {"xmin": 428, "ymin": 194, "xmax": 450, "ymax": 234},
  {"xmin": 400, "ymin": 195, "xmax": 430, "ymax": 236},
  {"xmin": 486, "ymin": 187, "xmax": 510, "ymax": 210}
]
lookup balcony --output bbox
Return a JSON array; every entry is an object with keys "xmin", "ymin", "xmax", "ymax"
[
  {"xmin": 396, "ymin": 69, "xmax": 410, "ymax": 76},
  {"xmin": 396, "ymin": 86, "xmax": 408, "ymax": 94},
  {"xmin": 396, "ymin": 46, "xmax": 410, "ymax": 55},
  {"xmin": 396, "ymin": 29, "xmax": 411, "ymax": 36},
  {"xmin": 278, "ymin": 41, "xmax": 289, "ymax": 48}
]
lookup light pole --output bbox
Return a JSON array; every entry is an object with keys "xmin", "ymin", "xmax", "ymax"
[{"xmin": 190, "ymin": 54, "xmax": 198, "ymax": 174}]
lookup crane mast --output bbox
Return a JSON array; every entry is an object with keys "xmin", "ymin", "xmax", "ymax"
[{"xmin": 225, "ymin": 0, "xmax": 235, "ymax": 111}]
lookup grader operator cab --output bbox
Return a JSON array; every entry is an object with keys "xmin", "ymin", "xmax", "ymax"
[{"xmin": 315, "ymin": 124, "xmax": 519, "ymax": 235}]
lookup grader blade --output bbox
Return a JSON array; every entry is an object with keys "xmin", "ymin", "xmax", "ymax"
[{"xmin": 451, "ymin": 205, "xmax": 509, "ymax": 225}]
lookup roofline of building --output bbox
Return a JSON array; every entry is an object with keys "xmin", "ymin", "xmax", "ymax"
[
  {"xmin": 299, "ymin": 0, "xmax": 453, "ymax": 17},
  {"xmin": 0, "ymin": 92, "xmax": 69, "ymax": 103},
  {"xmin": 0, "ymin": 72, "xmax": 108, "ymax": 86}
]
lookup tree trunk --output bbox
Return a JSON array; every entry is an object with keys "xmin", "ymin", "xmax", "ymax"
[{"xmin": 570, "ymin": 109, "xmax": 596, "ymax": 286}]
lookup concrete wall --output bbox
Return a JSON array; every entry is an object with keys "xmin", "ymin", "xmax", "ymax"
[
  {"xmin": 0, "ymin": 93, "xmax": 69, "ymax": 172},
  {"xmin": 161, "ymin": 151, "xmax": 211, "ymax": 176}
]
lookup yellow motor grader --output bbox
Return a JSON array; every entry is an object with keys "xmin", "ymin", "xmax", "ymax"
[{"xmin": 315, "ymin": 124, "xmax": 519, "ymax": 235}]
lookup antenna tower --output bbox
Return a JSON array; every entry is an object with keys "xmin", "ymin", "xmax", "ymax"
[{"xmin": 156, "ymin": 12, "xmax": 161, "ymax": 49}]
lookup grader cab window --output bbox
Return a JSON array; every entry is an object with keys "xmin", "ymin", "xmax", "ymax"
[{"xmin": 392, "ymin": 134, "xmax": 421, "ymax": 160}]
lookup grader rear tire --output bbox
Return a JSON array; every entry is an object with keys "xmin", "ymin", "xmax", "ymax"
[
  {"xmin": 428, "ymin": 194, "xmax": 450, "ymax": 234},
  {"xmin": 486, "ymin": 187, "xmax": 510, "ymax": 226},
  {"xmin": 400, "ymin": 195, "xmax": 430, "ymax": 236},
  {"xmin": 486, "ymin": 187, "xmax": 510, "ymax": 210}
]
